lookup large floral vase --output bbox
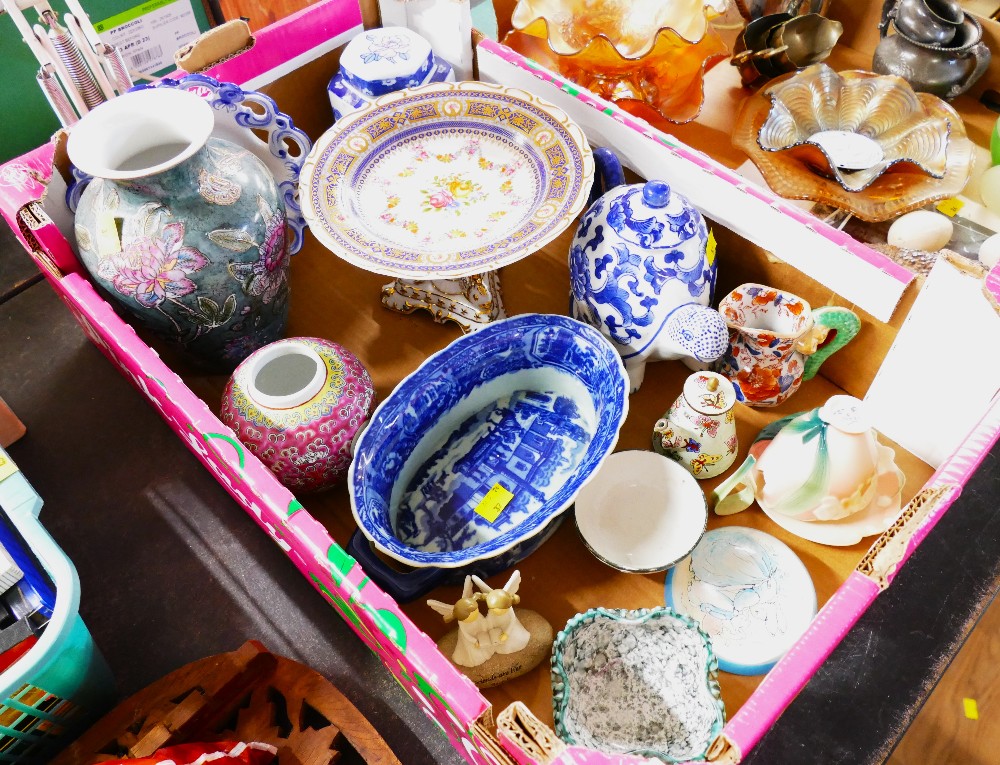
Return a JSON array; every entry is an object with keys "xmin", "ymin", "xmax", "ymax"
[{"xmin": 74, "ymin": 135, "xmax": 289, "ymax": 369}]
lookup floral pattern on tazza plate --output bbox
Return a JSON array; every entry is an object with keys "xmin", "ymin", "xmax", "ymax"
[{"xmin": 300, "ymin": 81, "xmax": 594, "ymax": 279}]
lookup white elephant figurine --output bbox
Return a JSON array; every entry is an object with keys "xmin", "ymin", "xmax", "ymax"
[{"xmin": 570, "ymin": 148, "xmax": 728, "ymax": 392}]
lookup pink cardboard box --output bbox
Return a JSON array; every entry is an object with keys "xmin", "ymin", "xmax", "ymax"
[{"xmin": 3, "ymin": 2, "xmax": 1000, "ymax": 763}]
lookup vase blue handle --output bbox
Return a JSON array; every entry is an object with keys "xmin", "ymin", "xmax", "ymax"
[
  {"xmin": 346, "ymin": 529, "xmax": 451, "ymax": 603},
  {"xmin": 590, "ymin": 147, "xmax": 626, "ymax": 206}
]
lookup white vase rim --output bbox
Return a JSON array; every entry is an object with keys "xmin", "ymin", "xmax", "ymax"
[
  {"xmin": 66, "ymin": 88, "xmax": 215, "ymax": 181},
  {"xmin": 245, "ymin": 340, "xmax": 328, "ymax": 411}
]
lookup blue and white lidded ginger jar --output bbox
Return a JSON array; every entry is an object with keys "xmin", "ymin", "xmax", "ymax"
[
  {"xmin": 328, "ymin": 26, "xmax": 455, "ymax": 121},
  {"xmin": 570, "ymin": 149, "xmax": 728, "ymax": 392}
]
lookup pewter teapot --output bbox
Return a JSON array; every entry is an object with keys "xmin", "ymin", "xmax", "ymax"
[{"xmin": 873, "ymin": 0, "xmax": 991, "ymax": 99}]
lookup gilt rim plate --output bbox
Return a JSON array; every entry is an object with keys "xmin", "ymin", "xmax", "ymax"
[{"xmin": 300, "ymin": 82, "xmax": 594, "ymax": 279}]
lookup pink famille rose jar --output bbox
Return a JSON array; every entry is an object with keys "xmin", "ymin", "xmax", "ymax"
[{"xmin": 220, "ymin": 337, "xmax": 375, "ymax": 493}]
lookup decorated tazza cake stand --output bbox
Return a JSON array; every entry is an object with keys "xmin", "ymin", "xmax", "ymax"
[{"xmin": 299, "ymin": 81, "xmax": 595, "ymax": 331}]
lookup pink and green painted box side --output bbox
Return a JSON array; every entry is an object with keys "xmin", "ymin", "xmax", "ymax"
[{"xmin": 3, "ymin": 3, "xmax": 1000, "ymax": 763}]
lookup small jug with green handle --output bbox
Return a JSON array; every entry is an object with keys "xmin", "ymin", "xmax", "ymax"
[{"xmin": 714, "ymin": 283, "xmax": 860, "ymax": 407}]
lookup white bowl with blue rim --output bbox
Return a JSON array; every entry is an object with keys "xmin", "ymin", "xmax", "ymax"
[
  {"xmin": 665, "ymin": 526, "xmax": 817, "ymax": 675},
  {"xmin": 346, "ymin": 313, "xmax": 629, "ymax": 602},
  {"xmin": 328, "ymin": 26, "xmax": 455, "ymax": 121}
]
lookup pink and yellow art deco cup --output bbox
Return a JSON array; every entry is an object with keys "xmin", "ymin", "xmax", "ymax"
[
  {"xmin": 220, "ymin": 337, "xmax": 375, "ymax": 493},
  {"xmin": 712, "ymin": 396, "xmax": 906, "ymax": 546}
]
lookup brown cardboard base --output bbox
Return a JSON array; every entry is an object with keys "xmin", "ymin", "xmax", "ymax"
[
  {"xmin": 172, "ymin": 203, "xmax": 934, "ymax": 731},
  {"xmin": 85, "ymin": 24, "xmax": 938, "ymax": 745}
]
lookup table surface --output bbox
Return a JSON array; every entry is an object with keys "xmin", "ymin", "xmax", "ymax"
[{"xmin": 1, "ymin": 220, "xmax": 999, "ymax": 765}]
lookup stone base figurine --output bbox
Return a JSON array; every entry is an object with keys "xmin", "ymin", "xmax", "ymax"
[{"xmin": 427, "ymin": 571, "xmax": 553, "ymax": 688}]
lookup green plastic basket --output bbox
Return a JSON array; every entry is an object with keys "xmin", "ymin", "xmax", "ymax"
[{"xmin": 0, "ymin": 448, "xmax": 115, "ymax": 763}]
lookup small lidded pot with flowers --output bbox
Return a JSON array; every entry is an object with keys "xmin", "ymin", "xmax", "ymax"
[
  {"xmin": 221, "ymin": 337, "xmax": 374, "ymax": 493},
  {"xmin": 653, "ymin": 371, "xmax": 739, "ymax": 480}
]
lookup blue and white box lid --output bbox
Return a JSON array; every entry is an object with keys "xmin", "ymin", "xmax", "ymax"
[{"xmin": 339, "ymin": 26, "xmax": 435, "ymax": 97}]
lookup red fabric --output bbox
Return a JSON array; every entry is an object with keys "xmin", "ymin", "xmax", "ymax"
[{"xmin": 105, "ymin": 741, "xmax": 277, "ymax": 765}]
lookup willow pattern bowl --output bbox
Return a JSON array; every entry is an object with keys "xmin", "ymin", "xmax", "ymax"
[
  {"xmin": 348, "ymin": 314, "xmax": 628, "ymax": 601},
  {"xmin": 755, "ymin": 64, "xmax": 953, "ymax": 192},
  {"xmin": 551, "ymin": 607, "xmax": 725, "ymax": 762}
]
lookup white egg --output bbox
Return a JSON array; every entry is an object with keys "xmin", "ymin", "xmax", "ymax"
[
  {"xmin": 980, "ymin": 165, "xmax": 1000, "ymax": 214},
  {"xmin": 887, "ymin": 210, "xmax": 954, "ymax": 251},
  {"xmin": 979, "ymin": 232, "xmax": 1000, "ymax": 269}
]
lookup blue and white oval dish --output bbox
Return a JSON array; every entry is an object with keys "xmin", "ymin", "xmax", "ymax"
[{"xmin": 349, "ymin": 313, "xmax": 629, "ymax": 594}]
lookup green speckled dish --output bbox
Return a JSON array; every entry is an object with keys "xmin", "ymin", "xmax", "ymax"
[{"xmin": 551, "ymin": 607, "xmax": 725, "ymax": 762}]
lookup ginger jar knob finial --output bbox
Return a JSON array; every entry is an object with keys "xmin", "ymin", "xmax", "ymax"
[{"xmin": 642, "ymin": 181, "xmax": 671, "ymax": 208}]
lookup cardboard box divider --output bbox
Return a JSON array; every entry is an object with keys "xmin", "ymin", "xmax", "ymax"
[{"xmin": 3, "ymin": 0, "xmax": 1000, "ymax": 761}]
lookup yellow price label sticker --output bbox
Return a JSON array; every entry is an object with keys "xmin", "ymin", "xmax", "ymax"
[
  {"xmin": 473, "ymin": 483, "xmax": 514, "ymax": 524},
  {"xmin": 964, "ymin": 698, "xmax": 979, "ymax": 720},
  {"xmin": 707, "ymin": 229, "xmax": 718, "ymax": 266},
  {"xmin": 936, "ymin": 198, "xmax": 965, "ymax": 217},
  {"xmin": 96, "ymin": 212, "xmax": 123, "ymax": 257},
  {"xmin": 0, "ymin": 454, "xmax": 18, "ymax": 482}
]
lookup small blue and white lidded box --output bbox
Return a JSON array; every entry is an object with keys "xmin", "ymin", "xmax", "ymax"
[{"xmin": 328, "ymin": 26, "xmax": 456, "ymax": 121}]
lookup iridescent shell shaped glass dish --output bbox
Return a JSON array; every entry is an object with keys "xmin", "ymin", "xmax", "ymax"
[
  {"xmin": 734, "ymin": 64, "xmax": 974, "ymax": 221},
  {"xmin": 503, "ymin": 0, "xmax": 729, "ymax": 124},
  {"xmin": 757, "ymin": 64, "xmax": 951, "ymax": 191}
]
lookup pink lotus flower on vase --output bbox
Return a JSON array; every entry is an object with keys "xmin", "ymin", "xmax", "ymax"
[
  {"xmin": 259, "ymin": 200, "xmax": 286, "ymax": 272},
  {"xmin": 102, "ymin": 221, "xmax": 208, "ymax": 308},
  {"xmin": 228, "ymin": 196, "xmax": 289, "ymax": 305}
]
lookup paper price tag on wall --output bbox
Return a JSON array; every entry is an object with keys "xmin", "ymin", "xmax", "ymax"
[{"xmin": 95, "ymin": 0, "xmax": 201, "ymax": 76}]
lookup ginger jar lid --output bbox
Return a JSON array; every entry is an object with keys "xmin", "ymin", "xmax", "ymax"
[
  {"xmin": 684, "ymin": 372, "xmax": 737, "ymax": 416},
  {"xmin": 597, "ymin": 180, "xmax": 706, "ymax": 252},
  {"xmin": 338, "ymin": 26, "xmax": 435, "ymax": 97}
]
